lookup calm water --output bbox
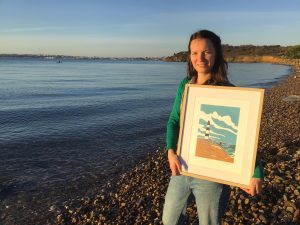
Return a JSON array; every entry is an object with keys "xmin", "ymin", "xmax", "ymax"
[{"xmin": 0, "ymin": 59, "xmax": 291, "ymax": 221}]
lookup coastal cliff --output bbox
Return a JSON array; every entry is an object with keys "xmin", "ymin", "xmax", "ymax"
[{"xmin": 163, "ymin": 45, "xmax": 300, "ymax": 64}]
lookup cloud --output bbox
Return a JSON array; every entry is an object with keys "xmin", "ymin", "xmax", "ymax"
[
  {"xmin": 211, "ymin": 111, "xmax": 238, "ymax": 130},
  {"xmin": 199, "ymin": 110, "xmax": 237, "ymax": 135}
]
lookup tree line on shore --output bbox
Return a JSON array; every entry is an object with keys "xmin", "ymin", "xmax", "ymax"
[{"xmin": 163, "ymin": 45, "xmax": 300, "ymax": 62}]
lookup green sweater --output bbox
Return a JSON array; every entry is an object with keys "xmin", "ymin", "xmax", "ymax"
[{"xmin": 166, "ymin": 77, "xmax": 263, "ymax": 178}]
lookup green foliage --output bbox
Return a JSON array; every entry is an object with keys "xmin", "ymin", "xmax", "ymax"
[
  {"xmin": 285, "ymin": 45, "xmax": 300, "ymax": 59},
  {"xmin": 163, "ymin": 51, "xmax": 187, "ymax": 62},
  {"xmin": 222, "ymin": 45, "xmax": 286, "ymax": 57},
  {"xmin": 163, "ymin": 45, "xmax": 300, "ymax": 62}
]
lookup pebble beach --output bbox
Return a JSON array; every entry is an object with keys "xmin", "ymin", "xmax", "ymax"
[{"xmin": 55, "ymin": 60, "xmax": 300, "ymax": 225}]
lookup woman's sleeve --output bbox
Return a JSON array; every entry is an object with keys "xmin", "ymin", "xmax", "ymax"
[
  {"xmin": 252, "ymin": 154, "xmax": 264, "ymax": 178},
  {"xmin": 165, "ymin": 79, "xmax": 186, "ymax": 152}
]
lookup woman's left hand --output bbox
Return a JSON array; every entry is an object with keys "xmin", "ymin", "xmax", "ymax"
[{"xmin": 240, "ymin": 178, "xmax": 262, "ymax": 196}]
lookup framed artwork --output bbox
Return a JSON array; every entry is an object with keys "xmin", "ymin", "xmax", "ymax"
[{"xmin": 178, "ymin": 84, "xmax": 264, "ymax": 188}]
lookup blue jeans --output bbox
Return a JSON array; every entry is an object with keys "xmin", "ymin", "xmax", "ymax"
[{"xmin": 162, "ymin": 175, "xmax": 230, "ymax": 225}]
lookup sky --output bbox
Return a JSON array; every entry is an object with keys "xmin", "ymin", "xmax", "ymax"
[{"xmin": 0, "ymin": 0, "xmax": 300, "ymax": 57}]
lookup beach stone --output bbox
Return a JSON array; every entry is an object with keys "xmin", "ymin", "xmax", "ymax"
[
  {"xmin": 258, "ymin": 209, "xmax": 264, "ymax": 214},
  {"xmin": 49, "ymin": 205, "xmax": 55, "ymax": 212},
  {"xmin": 282, "ymin": 212, "xmax": 294, "ymax": 222},
  {"xmin": 243, "ymin": 212, "xmax": 251, "ymax": 219},
  {"xmin": 1, "ymin": 213, "xmax": 6, "ymax": 220},
  {"xmin": 284, "ymin": 200, "xmax": 296, "ymax": 209},
  {"xmin": 251, "ymin": 204, "xmax": 258, "ymax": 212},
  {"xmin": 283, "ymin": 95, "xmax": 300, "ymax": 102},
  {"xmin": 293, "ymin": 209, "xmax": 300, "ymax": 220},
  {"xmin": 252, "ymin": 212, "xmax": 258, "ymax": 218},
  {"xmin": 225, "ymin": 211, "xmax": 232, "ymax": 217},
  {"xmin": 272, "ymin": 206, "xmax": 279, "ymax": 214},
  {"xmin": 56, "ymin": 214, "xmax": 62, "ymax": 222},
  {"xmin": 277, "ymin": 147, "xmax": 287, "ymax": 155},
  {"xmin": 286, "ymin": 206, "xmax": 295, "ymax": 214},
  {"xmin": 259, "ymin": 214, "xmax": 268, "ymax": 224}
]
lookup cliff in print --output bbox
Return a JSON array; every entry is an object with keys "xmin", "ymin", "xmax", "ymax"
[{"xmin": 196, "ymin": 104, "xmax": 240, "ymax": 163}]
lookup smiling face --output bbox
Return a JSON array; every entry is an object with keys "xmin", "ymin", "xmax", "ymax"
[{"xmin": 190, "ymin": 38, "xmax": 216, "ymax": 78}]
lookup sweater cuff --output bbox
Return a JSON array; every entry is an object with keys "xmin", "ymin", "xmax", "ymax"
[{"xmin": 252, "ymin": 155, "xmax": 264, "ymax": 178}]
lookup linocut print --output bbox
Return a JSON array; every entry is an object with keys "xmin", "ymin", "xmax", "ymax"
[{"xmin": 195, "ymin": 104, "xmax": 240, "ymax": 163}]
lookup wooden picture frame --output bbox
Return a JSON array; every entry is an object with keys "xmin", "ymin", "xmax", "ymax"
[{"xmin": 178, "ymin": 84, "xmax": 264, "ymax": 188}]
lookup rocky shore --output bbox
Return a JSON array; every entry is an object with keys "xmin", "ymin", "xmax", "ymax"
[{"xmin": 55, "ymin": 60, "xmax": 300, "ymax": 224}]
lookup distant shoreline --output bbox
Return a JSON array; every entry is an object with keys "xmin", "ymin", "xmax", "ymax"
[
  {"xmin": 0, "ymin": 54, "xmax": 162, "ymax": 61},
  {"xmin": 1, "ymin": 54, "xmax": 299, "ymax": 66},
  {"xmin": 1, "ymin": 44, "xmax": 299, "ymax": 62}
]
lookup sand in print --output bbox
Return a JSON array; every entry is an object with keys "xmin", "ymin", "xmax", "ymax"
[{"xmin": 196, "ymin": 104, "xmax": 240, "ymax": 163}]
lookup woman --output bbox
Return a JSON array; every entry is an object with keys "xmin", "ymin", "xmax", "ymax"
[{"xmin": 163, "ymin": 30, "xmax": 263, "ymax": 225}]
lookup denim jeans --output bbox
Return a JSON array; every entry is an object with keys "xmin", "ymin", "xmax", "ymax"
[{"xmin": 162, "ymin": 175, "xmax": 230, "ymax": 225}]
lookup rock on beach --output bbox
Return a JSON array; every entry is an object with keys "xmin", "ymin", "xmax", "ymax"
[{"xmin": 56, "ymin": 61, "xmax": 300, "ymax": 224}]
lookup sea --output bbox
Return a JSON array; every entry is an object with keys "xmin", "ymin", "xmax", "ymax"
[{"xmin": 0, "ymin": 58, "xmax": 292, "ymax": 223}]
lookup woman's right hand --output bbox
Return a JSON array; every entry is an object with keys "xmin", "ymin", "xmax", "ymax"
[{"xmin": 167, "ymin": 149, "xmax": 182, "ymax": 176}]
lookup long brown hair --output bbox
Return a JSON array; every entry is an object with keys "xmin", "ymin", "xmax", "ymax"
[{"xmin": 187, "ymin": 30, "xmax": 229, "ymax": 85}]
